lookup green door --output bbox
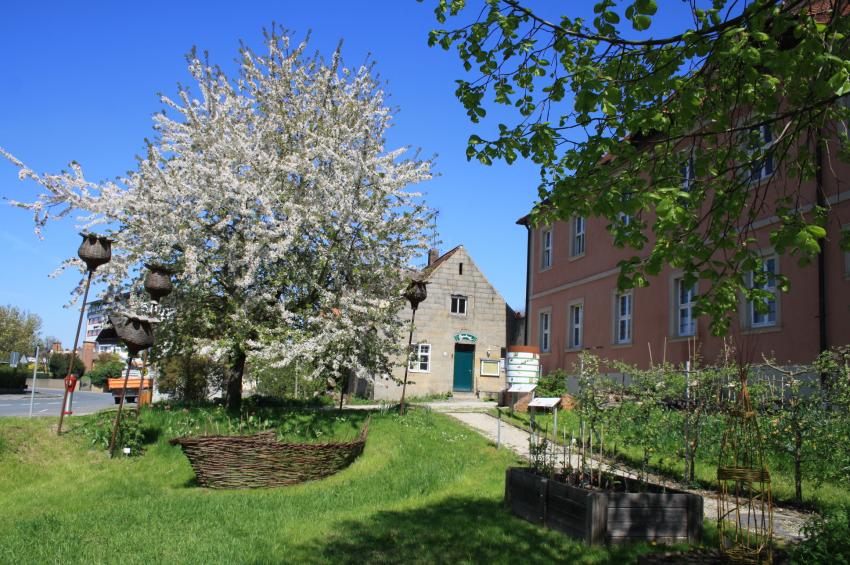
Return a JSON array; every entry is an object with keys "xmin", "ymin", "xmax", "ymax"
[{"xmin": 453, "ymin": 344, "xmax": 474, "ymax": 392}]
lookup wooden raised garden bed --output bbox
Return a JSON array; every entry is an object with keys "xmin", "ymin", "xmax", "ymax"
[
  {"xmin": 170, "ymin": 418, "xmax": 369, "ymax": 489},
  {"xmin": 505, "ymin": 467, "xmax": 703, "ymax": 545}
]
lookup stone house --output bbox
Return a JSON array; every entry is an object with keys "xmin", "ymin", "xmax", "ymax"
[{"xmin": 369, "ymin": 245, "xmax": 519, "ymax": 400}]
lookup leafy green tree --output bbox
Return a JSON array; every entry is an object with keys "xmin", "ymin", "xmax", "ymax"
[
  {"xmin": 426, "ymin": 0, "xmax": 850, "ymax": 332},
  {"xmin": 48, "ymin": 353, "xmax": 85, "ymax": 379},
  {"xmin": 0, "ymin": 305, "xmax": 41, "ymax": 361}
]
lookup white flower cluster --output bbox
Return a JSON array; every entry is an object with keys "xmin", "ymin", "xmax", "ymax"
[{"xmin": 2, "ymin": 30, "xmax": 435, "ymax": 387}]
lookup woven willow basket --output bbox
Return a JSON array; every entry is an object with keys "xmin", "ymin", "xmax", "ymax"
[{"xmin": 170, "ymin": 418, "xmax": 369, "ymax": 489}]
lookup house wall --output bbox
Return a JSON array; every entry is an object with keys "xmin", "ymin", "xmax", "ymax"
[
  {"xmin": 372, "ymin": 246, "xmax": 509, "ymax": 400},
  {"xmin": 525, "ymin": 134, "xmax": 850, "ymax": 375}
]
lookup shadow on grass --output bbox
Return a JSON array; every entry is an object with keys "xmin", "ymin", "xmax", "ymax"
[{"xmin": 290, "ymin": 497, "xmax": 651, "ymax": 565}]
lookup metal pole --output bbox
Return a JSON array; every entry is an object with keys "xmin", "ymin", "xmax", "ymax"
[
  {"xmin": 28, "ymin": 345, "xmax": 40, "ymax": 418},
  {"xmin": 109, "ymin": 356, "xmax": 135, "ymax": 457},
  {"xmin": 399, "ymin": 307, "xmax": 417, "ymax": 416},
  {"xmin": 57, "ymin": 270, "xmax": 93, "ymax": 435}
]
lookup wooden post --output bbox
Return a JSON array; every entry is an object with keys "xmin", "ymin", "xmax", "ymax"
[
  {"xmin": 109, "ymin": 356, "xmax": 135, "ymax": 457},
  {"xmin": 57, "ymin": 270, "xmax": 93, "ymax": 435}
]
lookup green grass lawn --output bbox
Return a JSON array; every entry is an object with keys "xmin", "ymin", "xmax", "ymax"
[
  {"xmin": 0, "ymin": 406, "xmax": 685, "ymax": 564},
  {"xmin": 492, "ymin": 407, "xmax": 850, "ymax": 513}
]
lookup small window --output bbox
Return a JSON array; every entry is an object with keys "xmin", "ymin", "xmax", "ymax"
[
  {"xmin": 746, "ymin": 124, "xmax": 774, "ymax": 183},
  {"xmin": 568, "ymin": 303, "xmax": 583, "ymax": 349},
  {"xmin": 618, "ymin": 211, "xmax": 631, "ymax": 226},
  {"xmin": 675, "ymin": 278, "xmax": 696, "ymax": 337},
  {"xmin": 615, "ymin": 292, "xmax": 632, "ymax": 344},
  {"xmin": 541, "ymin": 228, "xmax": 552, "ymax": 269},
  {"xmin": 408, "ymin": 343, "xmax": 431, "ymax": 372},
  {"xmin": 571, "ymin": 217, "xmax": 585, "ymax": 257},
  {"xmin": 450, "ymin": 295, "xmax": 468, "ymax": 315},
  {"xmin": 749, "ymin": 256, "xmax": 778, "ymax": 328},
  {"xmin": 459, "ymin": 262, "xmax": 463, "ymax": 275},
  {"xmin": 539, "ymin": 311, "xmax": 551, "ymax": 353}
]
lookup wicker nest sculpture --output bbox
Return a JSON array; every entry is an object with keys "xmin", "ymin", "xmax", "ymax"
[{"xmin": 170, "ymin": 418, "xmax": 370, "ymax": 489}]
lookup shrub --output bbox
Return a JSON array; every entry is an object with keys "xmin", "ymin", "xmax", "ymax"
[
  {"xmin": 87, "ymin": 360, "xmax": 126, "ymax": 387},
  {"xmin": 0, "ymin": 365, "xmax": 27, "ymax": 389},
  {"xmin": 76, "ymin": 410, "xmax": 144, "ymax": 456},
  {"xmin": 535, "ymin": 369, "xmax": 568, "ymax": 397},
  {"xmin": 48, "ymin": 353, "xmax": 85, "ymax": 378},
  {"xmin": 792, "ymin": 508, "xmax": 850, "ymax": 564}
]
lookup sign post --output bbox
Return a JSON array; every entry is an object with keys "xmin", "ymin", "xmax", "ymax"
[{"xmin": 28, "ymin": 346, "xmax": 40, "ymax": 418}]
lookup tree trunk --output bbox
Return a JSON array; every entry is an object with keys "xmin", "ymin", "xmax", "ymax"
[{"xmin": 227, "ymin": 347, "xmax": 246, "ymax": 413}]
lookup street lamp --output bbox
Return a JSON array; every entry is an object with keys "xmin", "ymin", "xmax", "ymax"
[{"xmin": 399, "ymin": 279, "xmax": 427, "ymax": 416}]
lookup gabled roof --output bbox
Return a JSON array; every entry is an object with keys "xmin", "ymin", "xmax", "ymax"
[{"xmin": 419, "ymin": 245, "xmax": 462, "ymax": 279}]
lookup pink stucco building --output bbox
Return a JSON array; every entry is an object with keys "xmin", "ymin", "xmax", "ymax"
[{"xmin": 519, "ymin": 120, "xmax": 850, "ymax": 375}]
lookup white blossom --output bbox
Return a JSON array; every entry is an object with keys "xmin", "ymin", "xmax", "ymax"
[{"xmin": 2, "ymin": 29, "xmax": 435, "ymax": 399}]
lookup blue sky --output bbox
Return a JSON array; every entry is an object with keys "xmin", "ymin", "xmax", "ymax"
[{"xmin": 0, "ymin": 1, "xmax": 693, "ymax": 348}]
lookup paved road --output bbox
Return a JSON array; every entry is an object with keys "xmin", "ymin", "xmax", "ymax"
[{"xmin": 0, "ymin": 390, "xmax": 115, "ymax": 418}]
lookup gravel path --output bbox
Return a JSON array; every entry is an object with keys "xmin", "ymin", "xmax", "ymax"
[{"xmin": 446, "ymin": 411, "xmax": 811, "ymax": 541}]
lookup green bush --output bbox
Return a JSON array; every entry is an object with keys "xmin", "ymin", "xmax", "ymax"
[
  {"xmin": 48, "ymin": 353, "xmax": 85, "ymax": 379},
  {"xmin": 75, "ymin": 410, "xmax": 144, "ymax": 456},
  {"xmin": 792, "ymin": 508, "xmax": 850, "ymax": 564},
  {"xmin": 535, "ymin": 369, "xmax": 568, "ymax": 397},
  {"xmin": 86, "ymin": 361, "xmax": 125, "ymax": 387},
  {"xmin": 0, "ymin": 366, "xmax": 27, "ymax": 389}
]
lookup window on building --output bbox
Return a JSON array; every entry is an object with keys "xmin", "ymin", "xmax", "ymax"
[
  {"xmin": 618, "ymin": 211, "xmax": 632, "ymax": 226},
  {"xmin": 571, "ymin": 217, "xmax": 586, "ymax": 257},
  {"xmin": 568, "ymin": 303, "xmax": 583, "ymax": 349},
  {"xmin": 749, "ymin": 256, "xmax": 778, "ymax": 328},
  {"xmin": 746, "ymin": 123, "xmax": 774, "ymax": 183},
  {"xmin": 614, "ymin": 292, "xmax": 632, "ymax": 344},
  {"xmin": 675, "ymin": 278, "xmax": 696, "ymax": 337},
  {"xmin": 541, "ymin": 228, "xmax": 552, "ymax": 269},
  {"xmin": 408, "ymin": 343, "xmax": 431, "ymax": 372},
  {"xmin": 459, "ymin": 262, "xmax": 463, "ymax": 275},
  {"xmin": 539, "ymin": 311, "xmax": 551, "ymax": 352},
  {"xmin": 450, "ymin": 295, "xmax": 468, "ymax": 315}
]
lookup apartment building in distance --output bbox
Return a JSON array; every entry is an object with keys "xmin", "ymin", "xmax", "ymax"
[{"xmin": 518, "ymin": 116, "xmax": 850, "ymax": 375}]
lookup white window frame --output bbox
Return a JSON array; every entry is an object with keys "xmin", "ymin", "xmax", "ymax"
[
  {"xmin": 618, "ymin": 211, "xmax": 632, "ymax": 226},
  {"xmin": 571, "ymin": 216, "xmax": 586, "ymax": 257},
  {"xmin": 408, "ymin": 343, "xmax": 431, "ymax": 373},
  {"xmin": 568, "ymin": 302, "xmax": 583, "ymax": 350},
  {"xmin": 541, "ymin": 228, "xmax": 552, "ymax": 269},
  {"xmin": 747, "ymin": 123, "xmax": 774, "ymax": 183},
  {"xmin": 614, "ymin": 292, "xmax": 633, "ymax": 344},
  {"xmin": 450, "ymin": 294, "xmax": 468, "ymax": 316},
  {"xmin": 749, "ymin": 256, "xmax": 778, "ymax": 328},
  {"xmin": 675, "ymin": 278, "xmax": 696, "ymax": 337},
  {"xmin": 539, "ymin": 310, "xmax": 551, "ymax": 353}
]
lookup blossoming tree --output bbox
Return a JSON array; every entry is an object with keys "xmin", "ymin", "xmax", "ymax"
[{"xmin": 2, "ymin": 29, "xmax": 435, "ymax": 410}]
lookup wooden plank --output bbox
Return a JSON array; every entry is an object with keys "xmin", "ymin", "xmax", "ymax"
[
  {"xmin": 607, "ymin": 507, "xmax": 688, "ymax": 524},
  {"xmin": 607, "ymin": 493, "xmax": 690, "ymax": 508},
  {"xmin": 608, "ymin": 535, "xmax": 688, "ymax": 545},
  {"xmin": 586, "ymin": 492, "xmax": 609, "ymax": 545},
  {"xmin": 686, "ymin": 494, "xmax": 704, "ymax": 543},
  {"xmin": 548, "ymin": 481, "xmax": 591, "ymax": 505},
  {"xmin": 606, "ymin": 521, "xmax": 688, "ymax": 538},
  {"xmin": 547, "ymin": 493, "xmax": 586, "ymax": 516}
]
